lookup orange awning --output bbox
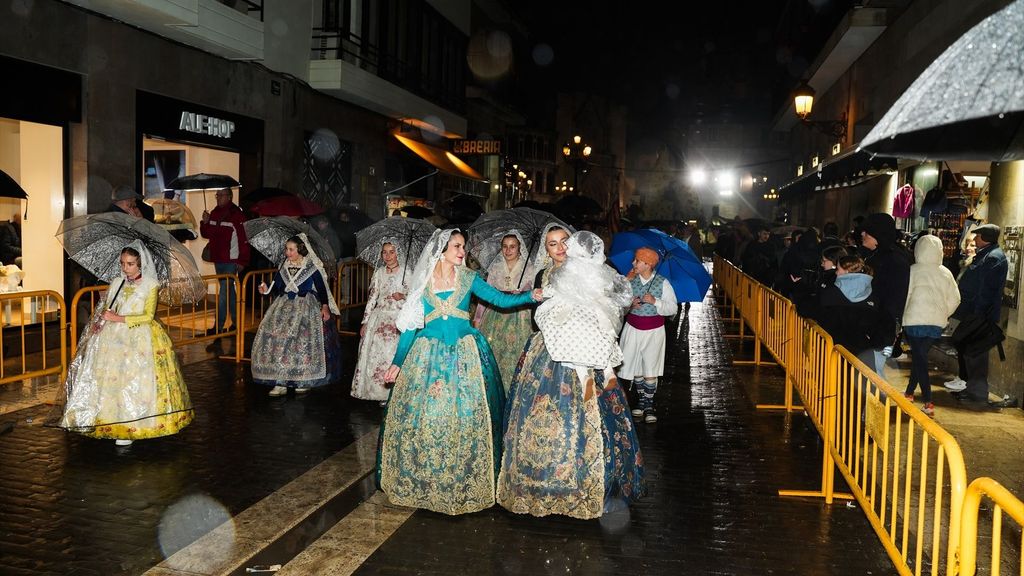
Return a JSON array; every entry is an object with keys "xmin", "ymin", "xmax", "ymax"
[{"xmin": 393, "ymin": 134, "xmax": 485, "ymax": 181}]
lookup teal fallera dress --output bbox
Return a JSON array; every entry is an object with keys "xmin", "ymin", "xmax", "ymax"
[{"xmin": 378, "ymin": 268, "xmax": 534, "ymax": 515}]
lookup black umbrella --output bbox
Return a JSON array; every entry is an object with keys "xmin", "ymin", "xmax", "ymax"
[
  {"xmin": 400, "ymin": 205, "xmax": 434, "ymax": 219},
  {"xmin": 468, "ymin": 207, "xmax": 573, "ymax": 281},
  {"xmin": 240, "ymin": 186, "xmax": 291, "ymax": 209},
  {"xmin": 0, "ymin": 169, "xmax": 28, "ymax": 199},
  {"xmin": 55, "ymin": 212, "xmax": 205, "ymax": 306},
  {"xmin": 337, "ymin": 205, "xmax": 374, "ymax": 231},
  {"xmin": 860, "ymin": 0, "xmax": 1024, "ymax": 161},
  {"xmin": 446, "ymin": 195, "xmax": 484, "ymax": 224},
  {"xmin": 554, "ymin": 194, "xmax": 604, "ymax": 226},
  {"xmin": 355, "ymin": 217, "xmax": 436, "ymax": 279},
  {"xmin": 165, "ymin": 173, "xmax": 241, "ymax": 209}
]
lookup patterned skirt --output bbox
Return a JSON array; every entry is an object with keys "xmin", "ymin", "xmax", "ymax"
[
  {"xmin": 252, "ymin": 294, "xmax": 341, "ymax": 388},
  {"xmin": 59, "ymin": 319, "xmax": 193, "ymax": 440},
  {"xmin": 478, "ymin": 304, "xmax": 533, "ymax": 392},
  {"xmin": 497, "ymin": 332, "xmax": 646, "ymax": 519},
  {"xmin": 378, "ymin": 332, "xmax": 505, "ymax": 515}
]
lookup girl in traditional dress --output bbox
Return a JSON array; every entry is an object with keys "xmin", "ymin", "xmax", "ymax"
[
  {"xmin": 252, "ymin": 234, "xmax": 341, "ymax": 397},
  {"xmin": 619, "ymin": 247, "xmax": 678, "ymax": 424},
  {"xmin": 473, "ymin": 231, "xmax": 534, "ymax": 389},
  {"xmin": 352, "ymin": 240, "xmax": 407, "ymax": 404},
  {"xmin": 378, "ymin": 228, "xmax": 542, "ymax": 515},
  {"xmin": 498, "ymin": 230, "xmax": 646, "ymax": 520},
  {"xmin": 58, "ymin": 243, "xmax": 193, "ymax": 446}
]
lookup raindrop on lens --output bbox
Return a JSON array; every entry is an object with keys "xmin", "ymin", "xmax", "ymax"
[
  {"xmin": 309, "ymin": 128, "xmax": 341, "ymax": 161},
  {"xmin": 533, "ymin": 43, "xmax": 555, "ymax": 66},
  {"xmin": 158, "ymin": 493, "xmax": 234, "ymax": 568},
  {"xmin": 11, "ymin": 0, "xmax": 33, "ymax": 17},
  {"xmin": 420, "ymin": 116, "xmax": 445, "ymax": 143},
  {"xmin": 271, "ymin": 19, "xmax": 289, "ymax": 36}
]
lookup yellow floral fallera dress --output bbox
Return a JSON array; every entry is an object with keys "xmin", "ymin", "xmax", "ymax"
[{"xmin": 59, "ymin": 276, "xmax": 193, "ymax": 440}]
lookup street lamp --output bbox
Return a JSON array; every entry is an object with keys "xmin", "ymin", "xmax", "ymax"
[
  {"xmin": 562, "ymin": 134, "xmax": 592, "ymax": 195},
  {"xmin": 792, "ymin": 80, "xmax": 847, "ymax": 141}
]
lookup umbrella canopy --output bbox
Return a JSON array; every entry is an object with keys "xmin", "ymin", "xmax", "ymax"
[
  {"xmin": 355, "ymin": 217, "xmax": 436, "ymax": 270},
  {"xmin": 554, "ymin": 194, "xmax": 604, "ymax": 226},
  {"xmin": 399, "ymin": 205, "xmax": 434, "ymax": 219},
  {"xmin": 609, "ymin": 228, "xmax": 712, "ymax": 302},
  {"xmin": 467, "ymin": 207, "xmax": 573, "ymax": 271},
  {"xmin": 243, "ymin": 217, "xmax": 337, "ymax": 278},
  {"xmin": 445, "ymin": 195, "xmax": 485, "ymax": 224},
  {"xmin": 250, "ymin": 195, "xmax": 325, "ymax": 217},
  {"xmin": 55, "ymin": 212, "xmax": 205, "ymax": 305},
  {"xmin": 0, "ymin": 169, "xmax": 28, "ymax": 199},
  {"xmin": 337, "ymin": 205, "xmax": 374, "ymax": 231},
  {"xmin": 165, "ymin": 173, "xmax": 240, "ymax": 191},
  {"xmin": 860, "ymin": 0, "xmax": 1024, "ymax": 161},
  {"xmin": 240, "ymin": 186, "xmax": 291, "ymax": 208}
]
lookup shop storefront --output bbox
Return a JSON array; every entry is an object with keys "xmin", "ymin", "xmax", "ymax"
[
  {"xmin": 0, "ymin": 55, "xmax": 81, "ymax": 302},
  {"xmin": 135, "ymin": 91, "xmax": 263, "ymax": 275}
]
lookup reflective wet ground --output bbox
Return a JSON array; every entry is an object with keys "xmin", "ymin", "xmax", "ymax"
[{"xmin": 5, "ymin": 292, "xmax": 1019, "ymax": 574}]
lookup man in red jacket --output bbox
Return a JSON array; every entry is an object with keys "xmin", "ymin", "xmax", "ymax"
[{"xmin": 200, "ymin": 188, "xmax": 250, "ymax": 350}]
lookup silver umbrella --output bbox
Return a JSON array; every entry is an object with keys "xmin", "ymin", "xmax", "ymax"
[
  {"xmin": 243, "ymin": 217, "xmax": 337, "ymax": 278},
  {"xmin": 56, "ymin": 212, "xmax": 205, "ymax": 305},
  {"xmin": 355, "ymin": 217, "xmax": 436, "ymax": 281},
  {"xmin": 860, "ymin": 0, "xmax": 1024, "ymax": 161},
  {"xmin": 468, "ymin": 207, "xmax": 573, "ymax": 272}
]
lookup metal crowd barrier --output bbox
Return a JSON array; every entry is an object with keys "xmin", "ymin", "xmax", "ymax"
[
  {"xmin": 711, "ymin": 254, "xmax": 1005, "ymax": 576},
  {"xmin": 0, "ymin": 290, "xmax": 66, "ymax": 386},
  {"xmin": 237, "ymin": 268, "xmax": 278, "ymax": 362},
  {"xmin": 333, "ymin": 260, "xmax": 373, "ymax": 336},
  {"xmin": 959, "ymin": 477, "xmax": 1024, "ymax": 576},
  {"xmin": 69, "ymin": 274, "xmax": 243, "ymax": 360},
  {"xmin": 832, "ymin": 346, "xmax": 967, "ymax": 575}
]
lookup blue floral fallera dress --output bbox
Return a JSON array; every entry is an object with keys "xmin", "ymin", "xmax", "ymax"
[
  {"xmin": 378, "ymin": 268, "xmax": 534, "ymax": 515},
  {"xmin": 496, "ymin": 267, "xmax": 646, "ymax": 519}
]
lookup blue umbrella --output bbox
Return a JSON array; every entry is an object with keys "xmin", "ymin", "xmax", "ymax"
[{"xmin": 609, "ymin": 228, "xmax": 711, "ymax": 302}]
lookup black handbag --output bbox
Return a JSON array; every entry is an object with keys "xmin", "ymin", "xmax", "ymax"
[{"xmin": 951, "ymin": 314, "xmax": 1006, "ymax": 359}]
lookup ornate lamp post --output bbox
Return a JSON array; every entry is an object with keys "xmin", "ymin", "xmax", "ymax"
[
  {"xmin": 793, "ymin": 80, "xmax": 847, "ymax": 141},
  {"xmin": 561, "ymin": 134, "xmax": 592, "ymax": 195}
]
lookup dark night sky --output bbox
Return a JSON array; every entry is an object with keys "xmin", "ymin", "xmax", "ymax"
[{"xmin": 511, "ymin": 0, "xmax": 855, "ymax": 134}]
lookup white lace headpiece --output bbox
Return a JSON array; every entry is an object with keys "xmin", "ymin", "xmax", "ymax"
[
  {"xmin": 284, "ymin": 233, "xmax": 341, "ymax": 315},
  {"xmin": 395, "ymin": 228, "xmax": 459, "ymax": 331},
  {"xmin": 531, "ymin": 222, "xmax": 573, "ymax": 271}
]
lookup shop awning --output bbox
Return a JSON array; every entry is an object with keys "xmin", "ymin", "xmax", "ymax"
[
  {"xmin": 393, "ymin": 134, "xmax": 485, "ymax": 182},
  {"xmin": 780, "ymin": 148, "xmax": 897, "ymax": 200}
]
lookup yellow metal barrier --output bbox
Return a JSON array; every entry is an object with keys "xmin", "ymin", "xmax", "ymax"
[
  {"xmin": 831, "ymin": 346, "xmax": 967, "ymax": 576},
  {"xmin": 0, "ymin": 290, "xmax": 66, "ymax": 385},
  {"xmin": 333, "ymin": 260, "xmax": 372, "ymax": 336},
  {"xmin": 959, "ymin": 477, "xmax": 1024, "ymax": 576},
  {"xmin": 237, "ymin": 268, "xmax": 278, "ymax": 362},
  {"xmin": 70, "ymin": 274, "xmax": 243, "ymax": 361}
]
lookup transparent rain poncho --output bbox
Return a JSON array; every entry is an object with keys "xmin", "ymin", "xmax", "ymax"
[
  {"xmin": 49, "ymin": 242, "xmax": 193, "ymax": 438},
  {"xmin": 535, "ymin": 231, "xmax": 632, "ymax": 374}
]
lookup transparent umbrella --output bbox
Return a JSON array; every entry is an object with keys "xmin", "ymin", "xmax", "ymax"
[
  {"xmin": 243, "ymin": 217, "xmax": 337, "ymax": 278},
  {"xmin": 860, "ymin": 0, "xmax": 1024, "ymax": 161}
]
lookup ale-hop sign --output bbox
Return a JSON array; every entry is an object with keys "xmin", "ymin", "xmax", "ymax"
[
  {"xmin": 451, "ymin": 139, "xmax": 501, "ymax": 154},
  {"xmin": 179, "ymin": 111, "xmax": 236, "ymax": 139}
]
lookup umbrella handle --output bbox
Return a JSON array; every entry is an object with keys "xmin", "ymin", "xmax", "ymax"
[
  {"xmin": 518, "ymin": 235, "xmax": 538, "ymax": 288},
  {"xmin": 107, "ymin": 281, "xmax": 125, "ymax": 310}
]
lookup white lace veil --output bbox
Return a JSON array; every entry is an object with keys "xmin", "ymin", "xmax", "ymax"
[
  {"xmin": 395, "ymin": 228, "xmax": 459, "ymax": 332},
  {"xmin": 295, "ymin": 232, "xmax": 341, "ymax": 315},
  {"xmin": 543, "ymin": 231, "xmax": 632, "ymax": 331},
  {"xmin": 531, "ymin": 222, "xmax": 573, "ymax": 271},
  {"xmin": 485, "ymin": 229, "xmax": 531, "ymax": 290}
]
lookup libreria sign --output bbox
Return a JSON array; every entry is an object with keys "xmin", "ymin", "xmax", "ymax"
[{"xmin": 179, "ymin": 111, "xmax": 236, "ymax": 139}]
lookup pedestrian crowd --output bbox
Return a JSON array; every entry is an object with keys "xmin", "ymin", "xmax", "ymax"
[{"xmin": 717, "ymin": 213, "xmax": 1015, "ymax": 417}]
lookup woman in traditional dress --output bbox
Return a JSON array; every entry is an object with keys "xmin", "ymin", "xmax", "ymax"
[
  {"xmin": 252, "ymin": 234, "xmax": 341, "ymax": 397},
  {"xmin": 378, "ymin": 228, "xmax": 542, "ymax": 515},
  {"xmin": 58, "ymin": 243, "xmax": 193, "ymax": 446},
  {"xmin": 498, "ymin": 230, "xmax": 646, "ymax": 520},
  {"xmin": 473, "ymin": 231, "xmax": 534, "ymax": 389},
  {"xmin": 352, "ymin": 240, "xmax": 407, "ymax": 404},
  {"xmin": 618, "ymin": 247, "xmax": 678, "ymax": 424}
]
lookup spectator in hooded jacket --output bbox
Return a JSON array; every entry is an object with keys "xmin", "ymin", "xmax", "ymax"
[
  {"xmin": 741, "ymin": 226, "xmax": 778, "ymax": 286},
  {"xmin": 859, "ymin": 213, "xmax": 911, "ymax": 377},
  {"xmin": 200, "ymin": 188, "xmax": 250, "ymax": 350},
  {"xmin": 809, "ymin": 255, "xmax": 879, "ymax": 355},
  {"xmin": 943, "ymin": 224, "xmax": 1013, "ymax": 408},
  {"xmin": 902, "ymin": 234, "xmax": 960, "ymax": 417}
]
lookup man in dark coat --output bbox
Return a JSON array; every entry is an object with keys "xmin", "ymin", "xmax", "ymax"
[
  {"xmin": 859, "ymin": 213, "xmax": 911, "ymax": 376},
  {"xmin": 741, "ymin": 226, "xmax": 777, "ymax": 286},
  {"xmin": 943, "ymin": 224, "xmax": 1013, "ymax": 407}
]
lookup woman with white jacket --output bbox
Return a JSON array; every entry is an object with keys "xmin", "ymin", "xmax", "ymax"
[{"xmin": 902, "ymin": 235, "xmax": 960, "ymax": 416}]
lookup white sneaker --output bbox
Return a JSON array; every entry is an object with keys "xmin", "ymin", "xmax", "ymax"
[
  {"xmin": 644, "ymin": 412, "xmax": 658, "ymax": 424},
  {"xmin": 943, "ymin": 378, "xmax": 967, "ymax": 392},
  {"xmin": 114, "ymin": 439, "xmax": 133, "ymax": 446},
  {"xmin": 269, "ymin": 385, "xmax": 288, "ymax": 397},
  {"xmin": 294, "ymin": 387, "xmax": 309, "ymax": 394},
  {"xmin": 631, "ymin": 408, "xmax": 644, "ymax": 418}
]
